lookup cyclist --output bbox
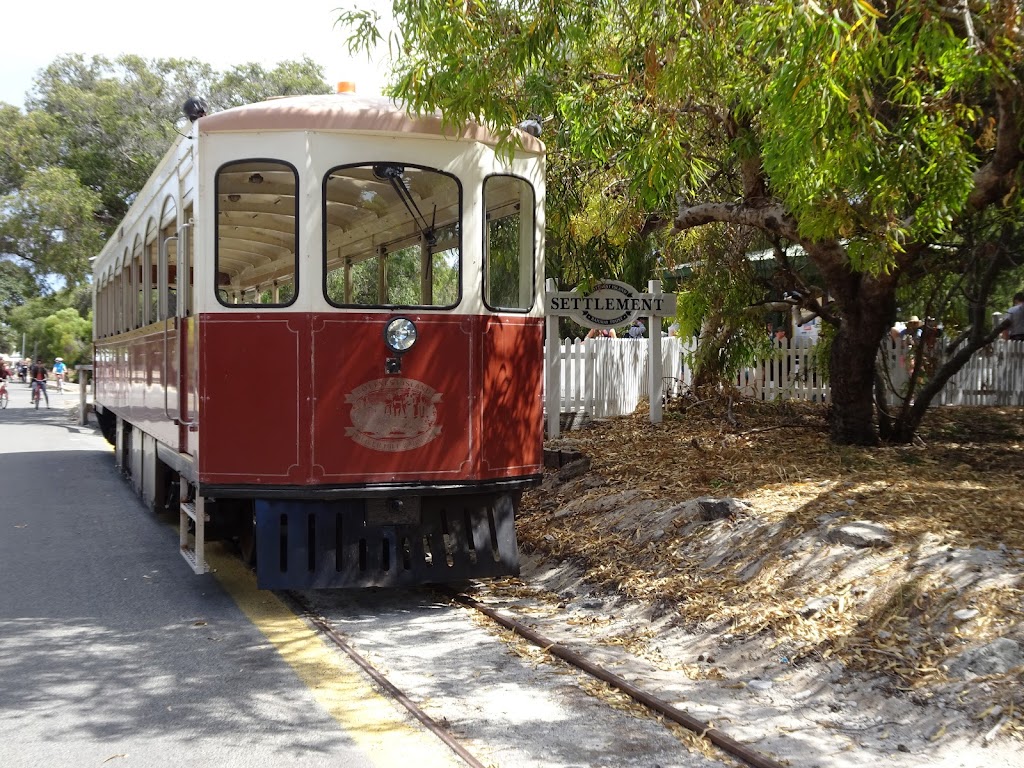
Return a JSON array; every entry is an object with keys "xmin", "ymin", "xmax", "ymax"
[
  {"xmin": 30, "ymin": 357, "xmax": 49, "ymax": 408},
  {"xmin": 0, "ymin": 360, "xmax": 10, "ymax": 406},
  {"xmin": 53, "ymin": 357, "xmax": 67, "ymax": 392}
]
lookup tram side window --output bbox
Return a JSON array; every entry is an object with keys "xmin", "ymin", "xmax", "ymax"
[
  {"xmin": 215, "ymin": 160, "xmax": 299, "ymax": 308},
  {"xmin": 133, "ymin": 241, "xmax": 143, "ymax": 329},
  {"xmin": 145, "ymin": 235, "xmax": 157, "ymax": 324},
  {"xmin": 323, "ymin": 163, "xmax": 461, "ymax": 308},
  {"xmin": 161, "ymin": 222, "xmax": 177, "ymax": 320},
  {"xmin": 483, "ymin": 175, "xmax": 535, "ymax": 311}
]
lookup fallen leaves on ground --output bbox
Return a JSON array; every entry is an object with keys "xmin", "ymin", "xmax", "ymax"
[{"xmin": 519, "ymin": 396, "xmax": 1024, "ymax": 737}]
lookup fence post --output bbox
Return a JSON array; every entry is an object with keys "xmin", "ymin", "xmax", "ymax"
[
  {"xmin": 648, "ymin": 280, "xmax": 664, "ymax": 423},
  {"xmin": 76, "ymin": 365, "xmax": 92, "ymax": 426},
  {"xmin": 545, "ymin": 278, "xmax": 561, "ymax": 439}
]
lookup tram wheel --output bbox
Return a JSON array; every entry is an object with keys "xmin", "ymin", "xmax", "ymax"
[{"xmin": 237, "ymin": 507, "xmax": 258, "ymax": 567}]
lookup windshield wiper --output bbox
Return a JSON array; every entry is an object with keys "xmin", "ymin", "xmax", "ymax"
[{"xmin": 372, "ymin": 164, "xmax": 437, "ymax": 246}]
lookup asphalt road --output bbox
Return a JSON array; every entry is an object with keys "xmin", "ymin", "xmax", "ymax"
[{"xmin": 0, "ymin": 382, "xmax": 461, "ymax": 768}]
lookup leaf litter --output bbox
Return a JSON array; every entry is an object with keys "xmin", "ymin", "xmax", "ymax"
[{"xmin": 472, "ymin": 397, "xmax": 1024, "ymax": 764}]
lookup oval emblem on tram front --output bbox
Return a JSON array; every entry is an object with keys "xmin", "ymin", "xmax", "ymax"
[{"xmin": 345, "ymin": 378, "xmax": 443, "ymax": 452}]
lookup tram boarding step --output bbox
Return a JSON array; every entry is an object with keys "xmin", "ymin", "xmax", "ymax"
[
  {"xmin": 253, "ymin": 494, "xmax": 521, "ymax": 589},
  {"xmin": 179, "ymin": 494, "xmax": 209, "ymax": 575}
]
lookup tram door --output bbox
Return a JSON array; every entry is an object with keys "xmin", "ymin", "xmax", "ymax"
[{"xmin": 159, "ymin": 205, "xmax": 197, "ymax": 456}]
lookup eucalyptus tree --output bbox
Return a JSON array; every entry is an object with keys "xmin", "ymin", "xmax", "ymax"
[
  {"xmin": 0, "ymin": 260, "xmax": 39, "ymax": 353},
  {"xmin": 1, "ymin": 54, "xmax": 331, "ymax": 290},
  {"xmin": 344, "ymin": 0, "xmax": 1024, "ymax": 444}
]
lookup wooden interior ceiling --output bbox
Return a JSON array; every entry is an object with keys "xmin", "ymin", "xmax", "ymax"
[{"xmin": 216, "ymin": 163, "xmax": 463, "ymax": 289}]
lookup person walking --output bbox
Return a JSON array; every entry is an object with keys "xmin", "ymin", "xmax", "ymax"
[{"xmin": 1003, "ymin": 292, "xmax": 1024, "ymax": 341}]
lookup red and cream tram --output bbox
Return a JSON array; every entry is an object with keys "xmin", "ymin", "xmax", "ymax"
[{"xmin": 91, "ymin": 92, "xmax": 545, "ymax": 589}]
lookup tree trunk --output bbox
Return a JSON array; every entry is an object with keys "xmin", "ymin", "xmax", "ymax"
[
  {"xmin": 826, "ymin": 284, "xmax": 896, "ymax": 445},
  {"xmin": 889, "ymin": 318, "xmax": 1011, "ymax": 443}
]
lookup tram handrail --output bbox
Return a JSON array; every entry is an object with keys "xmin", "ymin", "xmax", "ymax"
[
  {"xmin": 160, "ymin": 233, "xmax": 177, "ymax": 423},
  {"xmin": 176, "ymin": 221, "xmax": 196, "ymax": 427}
]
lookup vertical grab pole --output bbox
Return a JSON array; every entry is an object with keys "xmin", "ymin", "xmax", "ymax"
[
  {"xmin": 176, "ymin": 220, "xmax": 195, "ymax": 426},
  {"xmin": 160, "ymin": 234, "xmax": 177, "ymax": 422},
  {"xmin": 545, "ymin": 278, "xmax": 560, "ymax": 440}
]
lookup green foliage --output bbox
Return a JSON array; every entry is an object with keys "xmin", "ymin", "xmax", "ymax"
[
  {"xmin": 326, "ymin": 246, "xmax": 459, "ymax": 306},
  {"xmin": 743, "ymin": 3, "xmax": 982, "ymax": 258},
  {"xmin": 487, "ymin": 216, "xmax": 524, "ymax": 307},
  {"xmin": 346, "ymin": 0, "xmax": 1021, "ymax": 279},
  {"xmin": 40, "ymin": 308, "xmax": 93, "ymax": 365},
  {"xmin": 671, "ymin": 225, "xmax": 777, "ymax": 383},
  {"xmin": 3, "ymin": 54, "xmax": 332, "ymax": 291},
  {"xmin": 0, "ymin": 167, "xmax": 105, "ymax": 286},
  {"xmin": 209, "ymin": 57, "xmax": 332, "ymax": 108},
  {"xmin": 7, "ymin": 287, "xmax": 91, "ymax": 364}
]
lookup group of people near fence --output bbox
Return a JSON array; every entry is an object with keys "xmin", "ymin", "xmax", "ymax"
[
  {"xmin": 585, "ymin": 318, "xmax": 648, "ymax": 339},
  {"xmin": 887, "ymin": 292, "xmax": 1024, "ymax": 348}
]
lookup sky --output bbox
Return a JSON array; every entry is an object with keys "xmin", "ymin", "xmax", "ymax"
[{"xmin": 1, "ymin": 1, "xmax": 395, "ymax": 109}]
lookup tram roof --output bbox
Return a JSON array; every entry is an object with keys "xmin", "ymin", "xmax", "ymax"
[{"xmin": 197, "ymin": 93, "xmax": 543, "ymax": 153}]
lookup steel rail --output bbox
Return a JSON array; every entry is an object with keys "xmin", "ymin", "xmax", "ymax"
[
  {"xmin": 449, "ymin": 591, "xmax": 786, "ymax": 768},
  {"xmin": 285, "ymin": 593, "xmax": 487, "ymax": 768}
]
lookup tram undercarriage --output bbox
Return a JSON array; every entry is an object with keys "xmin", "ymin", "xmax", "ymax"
[{"xmin": 105, "ymin": 410, "xmax": 522, "ymax": 589}]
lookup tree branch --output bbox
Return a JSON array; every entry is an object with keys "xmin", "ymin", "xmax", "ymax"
[
  {"xmin": 675, "ymin": 200, "xmax": 800, "ymax": 240},
  {"xmin": 967, "ymin": 86, "xmax": 1024, "ymax": 210}
]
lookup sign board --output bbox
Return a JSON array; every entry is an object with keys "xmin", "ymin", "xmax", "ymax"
[
  {"xmin": 546, "ymin": 279, "xmax": 677, "ymax": 328},
  {"xmin": 544, "ymin": 278, "xmax": 677, "ymax": 438}
]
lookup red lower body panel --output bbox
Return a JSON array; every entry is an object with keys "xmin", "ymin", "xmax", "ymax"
[{"xmin": 197, "ymin": 312, "xmax": 543, "ymax": 488}]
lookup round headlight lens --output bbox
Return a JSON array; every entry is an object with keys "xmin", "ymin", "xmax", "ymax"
[{"xmin": 384, "ymin": 317, "xmax": 417, "ymax": 353}]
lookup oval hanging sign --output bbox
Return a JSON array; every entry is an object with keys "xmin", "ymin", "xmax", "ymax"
[{"xmin": 545, "ymin": 279, "xmax": 677, "ymax": 329}]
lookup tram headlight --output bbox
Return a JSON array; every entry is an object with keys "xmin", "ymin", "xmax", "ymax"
[{"xmin": 383, "ymin": 317, "xmax": 417, "ymax": 353}]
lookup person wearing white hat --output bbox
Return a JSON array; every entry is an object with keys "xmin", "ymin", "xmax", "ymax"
[
  {"xmin": 901, "ymin": 315, "xmax": 924, "ymax": 342},
  {"xmin": 53, "ymin": 357, "xmax": 67, "ymax": 393}
]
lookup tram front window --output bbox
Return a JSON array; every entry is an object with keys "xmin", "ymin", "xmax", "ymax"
[
  {"xmin": 323, "ymin": 164, "xmax": 462, "ymax": 308},
  {"xmin": 483, "ymin": 174, "xmax": 535, "ymax": 311},
  {"xmin": 215, "ymin": 160, "xmax": 299, "ymax": 308}
]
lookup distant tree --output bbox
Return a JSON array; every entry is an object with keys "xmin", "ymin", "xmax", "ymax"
[
  {"xmin": 0, "ymin": 167, "xmax": 105, "ymax": 287},
  {"xmin": 209, "ymin": 57, "xmax": 333, "ymax": 108},
  {"xmin": 41, "ymin": 308, "xmax": 93, "ymax": 366},
  {"xmin": 8, "ymin": 292, "xmax": 92, "ymax": 366},
  {"xmin": 0, "ymin": 259, "xmax": 40, "ymax": 325},
  {"xmin": 1, "ymin": 54, "xmax": 332, "ymax": 291}
]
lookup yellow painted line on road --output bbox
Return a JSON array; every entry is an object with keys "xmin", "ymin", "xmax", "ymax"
[{"xmin": 207, "ymin": 546, "xmax": 461, "ymax": 768}]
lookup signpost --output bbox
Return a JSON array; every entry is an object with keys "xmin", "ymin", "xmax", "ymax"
[{"xmin": 545, "ymin": 278, "xmax": 677, "ymax": 438}]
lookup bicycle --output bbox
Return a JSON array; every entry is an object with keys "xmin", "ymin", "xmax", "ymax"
[
  {"xmin": 31, "ymin": 381, "xmax": 48, "ymax": 409},
  {"xmin": 0, "ymin": 383, "xmax": 8, "ymax": 409}
]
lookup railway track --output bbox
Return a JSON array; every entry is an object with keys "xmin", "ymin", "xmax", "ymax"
[{"xmin": 285, "ymin": 587, "xmax": 786, "ymax": 768}]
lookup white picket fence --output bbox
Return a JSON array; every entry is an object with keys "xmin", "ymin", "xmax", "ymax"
[
  {"xmin": 550, "ymin": 337, "xmax": 687, "ymax": 418},
  {"xmin": 547, "ymin": 336, "xmax": 1024, "ymax": 417},
  {"xmin": 733, "ymin": 338, "xmax": 830, "ymax": 403}
]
